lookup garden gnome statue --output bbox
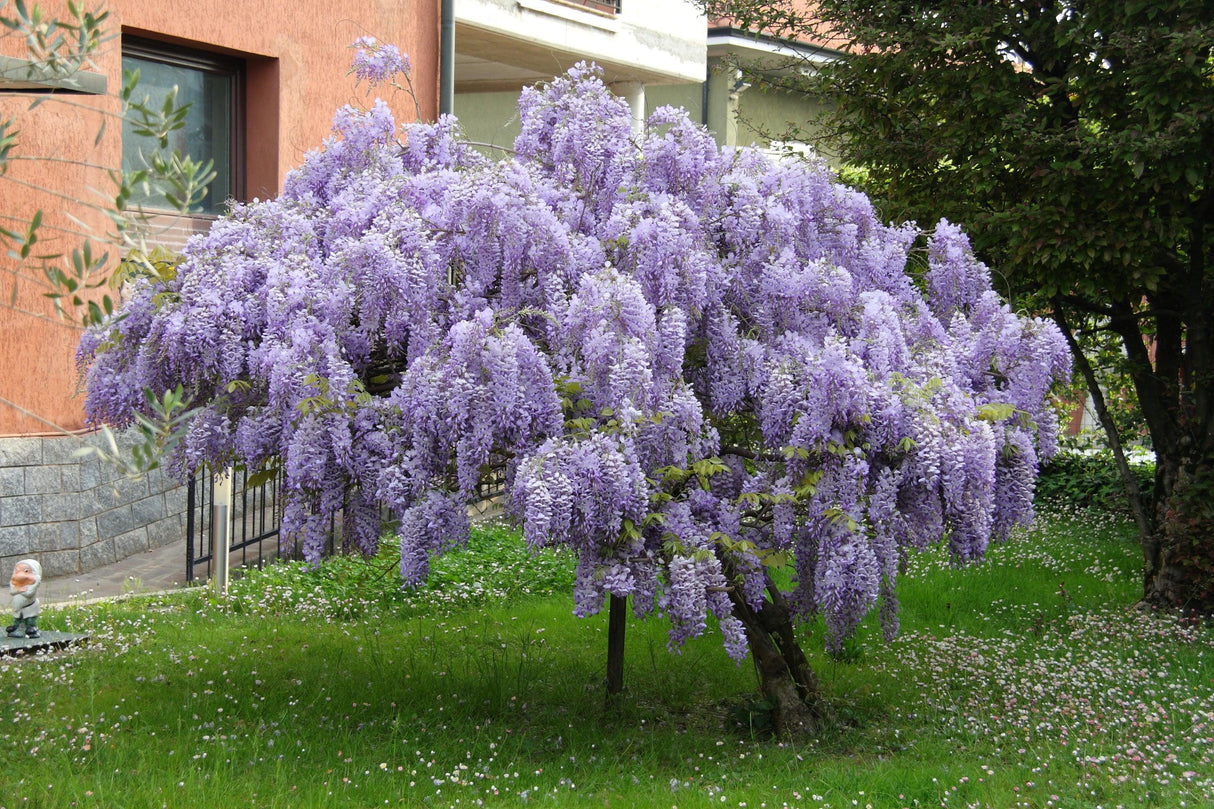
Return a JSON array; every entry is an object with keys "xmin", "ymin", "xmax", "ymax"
[{"xmin": 7, "ymin": 559, "xmax": 41, "ymax": 638}]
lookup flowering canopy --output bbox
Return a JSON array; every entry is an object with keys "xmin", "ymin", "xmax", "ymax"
[{"xmin": 80, "ymin": 63, "xmax": 1069, "ymax": 655}]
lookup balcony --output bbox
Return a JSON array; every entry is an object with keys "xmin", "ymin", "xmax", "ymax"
[{"xmin": 454, "ymin": 0, "xmax": 705, "ymax": 94}]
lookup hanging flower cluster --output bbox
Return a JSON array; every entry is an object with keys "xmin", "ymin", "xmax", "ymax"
[{"xmin": 79, "ymin": 61, "xmax": 1069, "ymax": 655}]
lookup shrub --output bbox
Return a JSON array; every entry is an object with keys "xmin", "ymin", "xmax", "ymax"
[{"xmin": 1036, "ymin": 446, "xmax": 1154, "ymax": 513}]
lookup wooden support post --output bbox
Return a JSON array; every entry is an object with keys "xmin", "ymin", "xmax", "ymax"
[{"xmin": 605, "ymin": 593, "xmax": 626, "ymax": 703}]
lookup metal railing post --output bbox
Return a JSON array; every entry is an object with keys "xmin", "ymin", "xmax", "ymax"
[{"xmin": 212, "ymin": 467, "xmax": 234, "ymax": 595}]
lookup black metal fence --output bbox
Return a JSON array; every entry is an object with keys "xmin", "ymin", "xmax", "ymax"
[
  {"xmin": 186, "ymin": 462, "xmax": 508, "ymax": 584},
  {"xmin": 185, "ymin": 467, "xmax": 323, "ymax": 583}
]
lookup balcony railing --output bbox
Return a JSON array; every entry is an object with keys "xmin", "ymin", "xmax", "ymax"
[{"xmin": 566, "ymin": 0, "xmax": 621, "ymax": 14}]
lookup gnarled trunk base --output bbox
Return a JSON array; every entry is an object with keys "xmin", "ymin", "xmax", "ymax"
[{"xmin": 728, "ymin": 577, "xmax": 829, "ymax": 738}]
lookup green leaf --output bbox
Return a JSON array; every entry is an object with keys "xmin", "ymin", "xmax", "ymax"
[{"xmin": 976, "ymin": 402, "xmax": 1017, "ymax": 423}]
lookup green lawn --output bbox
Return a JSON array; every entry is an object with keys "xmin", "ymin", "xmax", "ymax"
[{"xmin": 3, "ymin": 506, "xmax": 1211, "ymax": 808}]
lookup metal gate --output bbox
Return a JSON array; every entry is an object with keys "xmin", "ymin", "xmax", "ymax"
[
  {"xmin": 186, "ymin": 460, "xmax": 509, "ymax": 582},
  {"xmin": 185, "ymin": 467, "xmax": 300, "ymax": 583}
]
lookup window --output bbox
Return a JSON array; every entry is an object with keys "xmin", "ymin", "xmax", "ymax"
[
  {"xmin": 121, "ymin": 37, "xmax": 243, "ymax": 215},
  {"xmin": 569, "ymin": 0, "xmax": 620, "ymax": 13}
]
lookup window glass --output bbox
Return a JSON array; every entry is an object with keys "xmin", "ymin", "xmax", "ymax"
[{"xmin": 122, "ymin": 43, "xmax": 238, "ymax": 215}]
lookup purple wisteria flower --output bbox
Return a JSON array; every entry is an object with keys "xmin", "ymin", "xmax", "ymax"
[
  {"xmin": 79, "ymin": 56, "xmax": 1070, "ymax": 664},
  {"xmin": 350, "ymin": 36, "xmax": 410, "ymax": 86}
]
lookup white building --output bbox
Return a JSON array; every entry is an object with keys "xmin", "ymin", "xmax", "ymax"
[{"xmin": 453, "ymin": 0, "xmax": 708, "ymax": 144}]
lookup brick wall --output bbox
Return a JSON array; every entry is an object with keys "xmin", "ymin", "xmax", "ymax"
[{"xmin": 0, "ymin": 433, "xmax": 185, "ymax": 578}]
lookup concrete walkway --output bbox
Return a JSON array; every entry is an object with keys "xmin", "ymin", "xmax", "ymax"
[{"xmin": 38, "ymin": 539, "xmax": 193, "ymax": 606}]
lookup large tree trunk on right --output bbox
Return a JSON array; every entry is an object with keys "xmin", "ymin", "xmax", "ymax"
[
  {"xmin": 1106, "ymin": 286, "xmax": 1214, "ymax": 613},
  {"xmin": 1144, "ymin": 455, "xmax": 1214, "ymax": 611}
]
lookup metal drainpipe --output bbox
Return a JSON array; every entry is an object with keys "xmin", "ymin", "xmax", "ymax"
[{"xmin": 440, "ymin": 0, "xmax": 455, "ymax": 117}]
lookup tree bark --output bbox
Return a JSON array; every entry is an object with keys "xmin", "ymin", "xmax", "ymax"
[
  {"xmin": 726, "ymin": 571, "xmax": 828, "ymax": 737},
  {"xmin": 1144, "ymin": 454, "xmax": 1214, "ymax": 612},
  {"xmin": 1051, "ymin": 307, "xmax": 1154, "ymax": 544}
]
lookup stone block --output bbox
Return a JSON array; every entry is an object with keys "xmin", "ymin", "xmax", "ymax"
[
  {"xmin": 147, "ymin": 514, "xmax": 184, "ymax": 549},
  {"xmin": 89, "ymin": 475, "xmax": 151, "ymax": 510},
  {"xmin": 79, "ymin": 538, "xmax": 116, "ymax": 572},
  {"xmin": 0, "ymin": 495, "xmax": 41, "ymax": 528},
  {"xmin": 28, "ymin": 521, "xmax": 58, "ymax": 550},
  {"xmin": 0, "ymin": 437, "xmax": 42, "ymax": 467},
  {"xmin": 164, "ymin": 485, "xmax": 189, "ymax": 518},
  {"xmin": 24, "ymin": 466, "xmax": 61, "ymax": 494},
  {"xmin": 94, "ymin": 460, "xmax": 121, "ymax": 488},
  {"xmin": 80, "ymin": 488, "xmax": 108, "ymax": 519},
  {"xmin": 0, "ymin": 466, "xmax": 24, "ymax": 495},
  {"xmin": 59, "ymin": 465, "xmax": 81, "ymax": 494},
  {"xmin": 0, "ymin": 525, "xmax": 29, "ymax": 556},
  {"xmin": 79, "ymin": 459, "xmax": 103, "ymax": 491},
  {"xmin": 41, "ymin": 436, "xmax": 87, "ymax": 465},
  {"xmin": 79, "ymin": 517, "xmax": 97, "ymax": 546},
  {"xmin": 40, "ymin": 550, "xmax": 80, "ymax": 578},
  {"xmin": 147, "ymin": 467, "xmax": 176, "ymax": 495},
  {"xmin": 48, "ymin": 521, "xmax": 80, "ymax": 552},
  {"xmin": 132, "ymin": 494, "xmax": 167, "ymax": 527},
  {"xmin": 112, "ymin": 526, "xmax": 150, "ymax": 559},
  {"xmin": 40, "ymin": 492, "xmax": 80, "ymax": 522},
  {"xmin": 96, "ymin": 504, "xmax": 136, "ymax": 539},
  {"xmin": 18, "ymin": 521, "xmax": 78, "ymax": 556}
]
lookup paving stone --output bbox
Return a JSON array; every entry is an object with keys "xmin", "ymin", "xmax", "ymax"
[{"xmin": 0, "ymin": 630, "xmax": 89, "ymax": 657}]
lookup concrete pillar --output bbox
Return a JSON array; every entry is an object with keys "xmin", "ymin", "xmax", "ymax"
[{"xmin": 610, "ymin": 79, "xmax": 646, "ymax": 135}]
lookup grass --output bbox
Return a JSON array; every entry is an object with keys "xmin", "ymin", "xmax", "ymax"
[{"xmin": 2, "ymin": 509, "xmax": 1212, "ymax": 808}]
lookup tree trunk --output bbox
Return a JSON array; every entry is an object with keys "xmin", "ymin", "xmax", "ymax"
[
  {"xmin": 1106, "ymin": 290, "xmax": 1214, "ymax": 613},
  {"xmin": 726, "ymin": 572, "xmax": 828, "ymax": 737},
  {"xmin": 1144, "ymin": 455, "xmax": 1214, "ymax": 612},
  {"xmin": 1050, "ymin": 308, "xmax": 1154, "ymax": 544}
]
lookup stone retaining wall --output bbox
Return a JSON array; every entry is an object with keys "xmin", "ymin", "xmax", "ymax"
[{"xmin": 0, "ymin": 433, "xmax": 186, "ymax": 578}]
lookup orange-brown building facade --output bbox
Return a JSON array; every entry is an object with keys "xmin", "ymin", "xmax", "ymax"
[
  {"xmin": 0, "ymin": 1, "xmax": 439, "ymax": 578},
  {"xmin": 2, "ymin": 0, "xmax": 439, "ymax": 435}
]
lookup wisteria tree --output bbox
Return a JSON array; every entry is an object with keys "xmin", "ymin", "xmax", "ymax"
[
  {"xmin": 701, "ymin": 0, "xmax": 1214, "ymax": 610},
  {"xmin": 79, "ymin": 49, "xmax": 1069, "ymax": 735}
]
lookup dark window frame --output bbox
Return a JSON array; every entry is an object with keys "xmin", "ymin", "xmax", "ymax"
[
  {"xmin": 580, "ymin": 0, "xmax": 621, "ymax": 13},
  {"xmin": 121, "ymin": 35, "xmax": 246, "ymax": 212},
  {"xmin": 549, "ymin": 0, "xmax": 620, "ymax": 15}
]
